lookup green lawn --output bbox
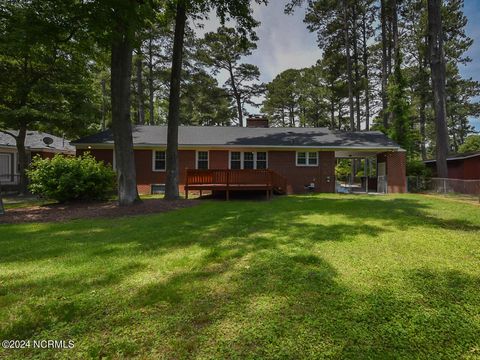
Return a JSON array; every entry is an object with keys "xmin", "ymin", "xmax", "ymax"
[
  {"xmin": 2, "ymin": 196, "xmax": 52, "ymax": 210},
  {"xmin": 0, "ymin": 194, "xmax": 479, "ymax": 359}
]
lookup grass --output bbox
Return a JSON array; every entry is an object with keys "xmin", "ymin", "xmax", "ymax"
[
  {"xmin": 1, "ymin": 196, "xmax": 53, "ymax": 210},
  {"xmin": 0, "ymin": 194, "xmax": 479, "ymax": 359},
  {"xmin": 421, "ymin": 192, "xmax": 480, "ymax": 205}
]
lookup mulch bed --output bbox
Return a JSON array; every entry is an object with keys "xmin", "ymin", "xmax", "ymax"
[{"xmin": 0, "ymin": 199, "xmax": 198, "ymax": 224}]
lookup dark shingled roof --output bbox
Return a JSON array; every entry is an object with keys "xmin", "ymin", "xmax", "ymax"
[
  {"xmin": 424, "ymin": 151, "xmax": 480, "ymax": 163},
  {"xmin": 73, "ymin": 126, "xmax": 402, "ymax": 149},
  {"xmin": 0, "ymin": 130, "xmax": 75, "ymax": 152}
]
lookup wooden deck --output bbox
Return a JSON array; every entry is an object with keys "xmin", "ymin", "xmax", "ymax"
[{"xmin": 185, "ymin": 169, "xmax": 288, "ymax": 200}]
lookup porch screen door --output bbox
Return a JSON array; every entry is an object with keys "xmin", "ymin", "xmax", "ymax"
[
  {"xmin": 0, "ymin": 153, "xmax": 12, "ymax": 184},
  {"xmin": 377, "ymin": 162, "xmax": 387, "ymax": 193}
]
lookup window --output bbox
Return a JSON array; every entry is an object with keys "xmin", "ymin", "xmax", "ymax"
[
  {"xmin": 256, "ymin": 152, "xmax": 267, "ymax": 169},
  {"xmin": 153, "ymin": 150, "xmax": 166, "ymax": 171},
  {"xmin": 151, "ymin": 184, "xmax": 165, "ymax": 194},
  {"xmin": 229, "ymin": 151, "xmax": 268, "ymax": 169},
  {"xmin": 243, "ymin": 152, "xmax": 254, "ymax": 169},
  {"xmin": 196, "ymin": 151, "xmax": 209, "ymax": 169},
  {"xmin": 296, "ymin": 151, "xmax": 318, "ymax": 167},
  {"xmin": 230, "ymin": 152, "xmax": 241, "ymax": 169}
]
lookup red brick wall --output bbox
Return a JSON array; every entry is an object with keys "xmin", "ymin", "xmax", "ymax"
[
  {"xmin": 78, "ymin": 148, "xmax": 197, "ymax": 195},
  {"xmin": 246, "ymin": 118, "xmax": 269, "ymax": 128},
  {"xmin": 31, "ymin": 151, "xmax": 70, "ymax": 159},
  {"xmin": 79, "ymin": 148, "xmax": 337, "ymax": 195},
  {"xmin": 209, "ymin": 150, "xmax": 229, "ymax": 169},
  {"xmin": 77, "ymin": 149, "xmax": 113, "ymax": 165},
  {"xmin": 377, "ymin": 151, "xmax": 406, "ymax": 193},
  {"xmin": 268, "ymin": 151, "xmax": 335, "ymax": 194}
]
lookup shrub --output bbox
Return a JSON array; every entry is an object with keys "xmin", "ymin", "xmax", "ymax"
[
  {"xmin": 27, "ymin": 154, "xmax": 116, "ymax": 203},
  {"xmin": 406, "ymin": 158, "xmax": 431, "ymax": 177}
]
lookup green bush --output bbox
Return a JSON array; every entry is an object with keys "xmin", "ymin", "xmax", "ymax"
[
  {"xmin": 406, "ymin": 158, "xmax": 431, "ymax": 177},
  {"xmin": 27, "ymin": 154, "xmax": 116, "ymax": 203}
]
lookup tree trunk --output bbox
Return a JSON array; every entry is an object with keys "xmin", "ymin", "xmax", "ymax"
[
  {"xmin": 101, "ymin": 79, "xmax": 107, "ymax": 130},
  {"xmin": 0, "ymin": 185, "xmax": 4, "ymax": 215},
  {"xmin": 388, "ymin": 0, "xmax": 400, "ymax": 126},
  {"xmin": 428, "ymin": 0, "xmax": 449, "ymax": 178},
  {"xmin": 15, "ymin": 124, "xmax": 28, "ymax": 195},
  {"xmin": 111, "ymin": 30, "xmax": 140, "ymax": 206},
  {"xmin": 419, "ymin": 96, "xmax": 427, "ymax": 160},
  {"xmin": 380, "ymin": 0, "xmax": 389, "ymax": 129},
  {"xmin": 392, "ymin": 0, "xmax": 399, "ymax": 64},
  {"xmin": 330, "ymin": 94, "xmax": 336, "ymax": 130},
  {"xmin": 228, "ymin": 64, "xmax": 244, "ymax": 127},
  {"xmin": 352, "ymin": 4, "xmax": 362, "ymax": 131},
  {"xmin": 148, "ymin": 37, "xmax": 155, "ymax": 125},
  {"xmin": 165, "ymin": 0, "xmax": 187, "ymax": 200},
  {"xmin": 338, "ymin": 102, "xmax": 343, "ymax": 130},
  {"xmin": 343, "ymin": 0, "xmax": 355, "ymax": 131},
  {"xmin": 418, "ymin": 45, "xmax": 428, "ymax": 160},
  {"xmin": 361, "ymin": 11, "xmax": 370, "ymax": 130},
  {"xmin": 136, "ymin": 48, "xmax": 145, "ymax": 125}
]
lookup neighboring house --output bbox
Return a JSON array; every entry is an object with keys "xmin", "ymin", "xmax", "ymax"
[
  {"xmin": 0, "ymin": 130, "xmax": 75, "ymax": 188},
  {"xmin": 424, "ymin": 152, "xmax": 480, "ymax": 180},
  {"xmin": 73, "ymin": 117, "xmax": 407, "ymax": 195}
]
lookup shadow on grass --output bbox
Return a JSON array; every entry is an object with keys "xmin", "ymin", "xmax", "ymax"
[
  {"xmin": 127, "ymin": 253, "xmax": 480, "ymax": 359},
  {"xmin": 0, "ymin": 195, "xmax": 479, "ymax": 358},
  {"xmin": 4, "ymin": 195, "xmax": 477, "ymax": 265}
]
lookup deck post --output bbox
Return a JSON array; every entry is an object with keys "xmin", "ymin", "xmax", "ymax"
[
  {"xmin": 185, "ymin": 169, "xmax": 189, "ymax": 199},
  {"xmin": 226, "ymin": 170, "xmax": 230, "ymax": 201}
]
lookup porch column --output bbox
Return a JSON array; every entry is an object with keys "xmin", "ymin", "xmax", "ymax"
[{"xmin": 377, "ymin": 151, "xmax": 407, "ymax": 193}]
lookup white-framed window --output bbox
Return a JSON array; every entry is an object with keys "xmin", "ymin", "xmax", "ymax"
[
  {"xmin": 152, "ymin": 150, "xmax": 166, "ymax": 171},
  {"xmin": 229, "ymin": 151, "xmax": 268, "ymax": 169},
  {"xmin": 296, "ymin": 151, "xmax": 318, "ymax": 167},
  {"xmin": 196, "ymin": 151, "xmax": 209, "ymax": 169},
  {"xmin": 243, "ymin": 152, "xmax": 254, "ymax": 169},
  {"xmin": 230, "ymin": 151, "xmax": 241, "ymax": 169},
  {"xmin": 256, "ymin": 152, "xmax": 267, "ymax": 169}
]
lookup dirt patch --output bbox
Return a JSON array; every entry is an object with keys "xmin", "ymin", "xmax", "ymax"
[{"xmin": 0, "ymin": 199, "xmax": 198, "ymax": 224}]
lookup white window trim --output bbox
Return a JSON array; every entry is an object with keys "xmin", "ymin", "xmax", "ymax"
[
  {"xmin": 296, "ymin": 151, "xmax": 319, "ymax": 167},
  {"xmin": 195, "ymin": 150, "xmax": 209, "ymax": 170},
  {"xmin": 152, "ymin": 149, "xmax": 166, "ymax": 172},
  {"xmin": 228, "ymin": 151, "xmax": 268, "ymax": 170}
]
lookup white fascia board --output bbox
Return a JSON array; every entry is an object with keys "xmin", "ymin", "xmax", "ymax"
[{"xmin": 74, "ymin": 143, "xmax": 403, "ymax": 152}]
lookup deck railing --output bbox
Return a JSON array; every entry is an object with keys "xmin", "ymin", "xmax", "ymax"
[{"xmin": 185, "ymin": 169, "xmax": 287, "ymax": 198}]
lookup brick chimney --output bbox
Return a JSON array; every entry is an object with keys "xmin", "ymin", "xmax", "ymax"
[{"xmin": 246, "ymin": 115, "xmax": 269, "ymax": 128}]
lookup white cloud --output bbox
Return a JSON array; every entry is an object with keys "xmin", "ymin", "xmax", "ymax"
[{"xmin": 193, "ymin": 2, "xmax": 322, "ymax": 83}]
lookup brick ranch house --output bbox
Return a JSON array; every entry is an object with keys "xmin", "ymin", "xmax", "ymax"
[
  {"xmin": 0, "ymin": 131, "xmax": 74, "ymax": 190},
  {"xmin": 73, "ymin": 118, "xmax": 406, "ymax": 196}
]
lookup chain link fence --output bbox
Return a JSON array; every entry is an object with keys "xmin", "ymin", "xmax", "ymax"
[{"xmin": 407, "ymin": 176, "xmax": 480, "ymax": 200}]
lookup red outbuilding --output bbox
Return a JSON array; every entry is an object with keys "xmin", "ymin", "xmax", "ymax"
[{"xmin": 424, "ymin": 152, "xmax": 480, "ymax": 180}]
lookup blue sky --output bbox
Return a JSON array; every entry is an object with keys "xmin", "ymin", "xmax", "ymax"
[
  {"xmin": 461, "ymin": 0, "xmax": 480, "ymax": 131},
  {"xmin": 196, "ymin": 0, "xmax": 480, "ymax": 130}
]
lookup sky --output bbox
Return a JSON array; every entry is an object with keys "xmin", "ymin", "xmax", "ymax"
[{"xmin": 194, "ymin": 0, "xmax": 480, "ymax": 131}]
